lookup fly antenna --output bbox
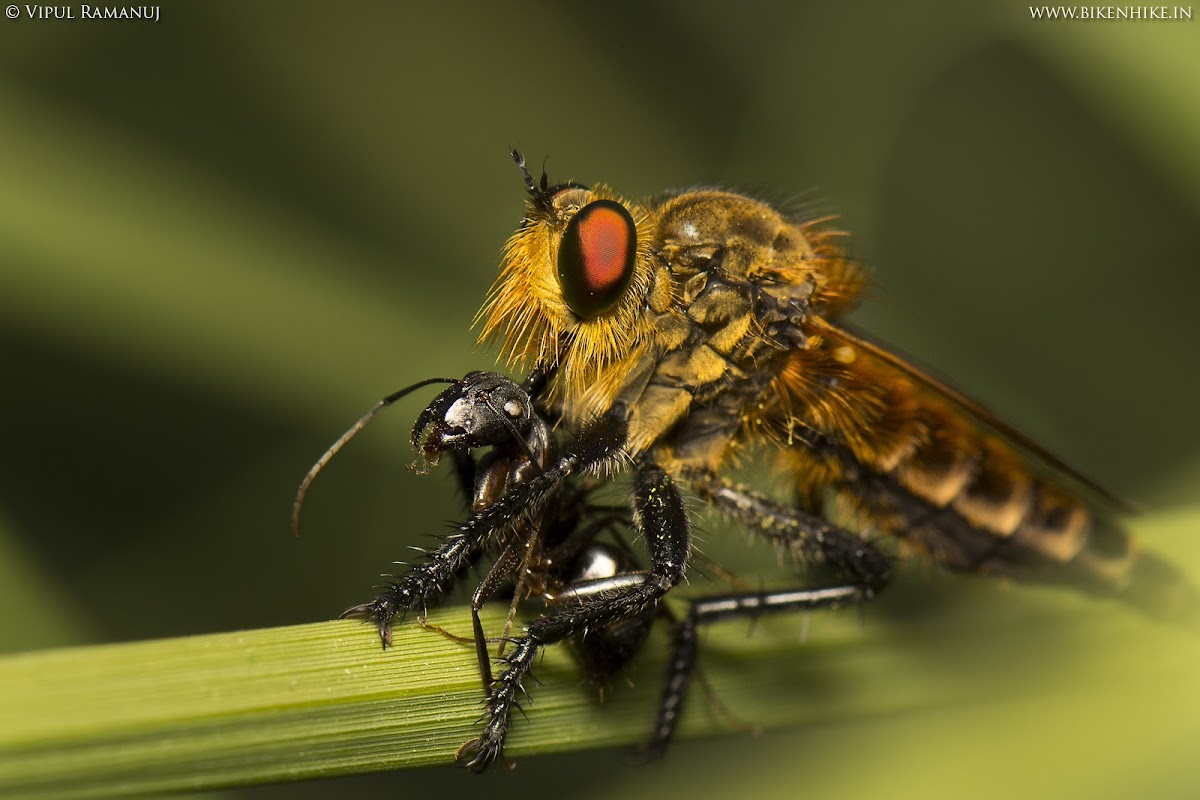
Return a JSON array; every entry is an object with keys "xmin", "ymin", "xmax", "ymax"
[
  {"xmin": 510, "ymin": 148, "xmax": 537, "ymax": 196},
  {"xmin": 291, "ymin": 377, "xmax": 458, "ymax": 537},
  {"xmin": 510, "ymin": 148, "xmax": 558, "ymax": 209}
]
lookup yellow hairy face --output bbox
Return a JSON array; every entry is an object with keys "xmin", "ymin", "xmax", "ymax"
[{"xmin": 476, "ymin": 184, "xmax": 657, "ymax": 407}]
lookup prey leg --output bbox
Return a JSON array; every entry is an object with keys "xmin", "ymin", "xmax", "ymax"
[{"xmin": 457, "ymin": 461, "xmax": 690, "ymax": 771}]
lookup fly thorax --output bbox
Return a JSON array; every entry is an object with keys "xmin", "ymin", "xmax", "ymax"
[{"xmin": 607, "ymin": 192, "xmax": 822, "ymax": 467}]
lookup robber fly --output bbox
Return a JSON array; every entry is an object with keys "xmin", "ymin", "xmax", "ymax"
[{"xmin": 294, "ymin": 151, "xmax": 1193, "ymax": 772}]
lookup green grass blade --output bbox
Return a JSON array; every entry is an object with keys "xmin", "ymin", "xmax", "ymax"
[{"xmin": 0, "ymin": 508, "xmax": 1196, "ymax": 798}]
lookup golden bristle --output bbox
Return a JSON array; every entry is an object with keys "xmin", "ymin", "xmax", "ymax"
[{"xmin": 475, "ymin": 187, "xmax": 657, "ymax": 413}]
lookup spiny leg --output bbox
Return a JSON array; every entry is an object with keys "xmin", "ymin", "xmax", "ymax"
[
  {"xmin": 559, "ymin": 525, "xmax": 658, "ymax": 692},
  {"xmin": 688, "ymin": 472, "xmax": 892, "ymax": 590},
  {"xmin": 457, "ymin": 461, "xmax": 691, "ymax": 771},
  {"xmin": 344, "ymin": 406, "xmax": 629, "ymax": 648},
  {"xmin": 341, "ymin": 531, "xmax": 485, "ymax": 647},
  {"xmin": 634, "ymin": 472, "xmax": 893, "ymax": 756},
  {"xmin": 640, "ymin": 582, "xmax": 875, "ymax": 759},
  {"xmin": 452, "ymin": 409, "xmax": 629, "ymax": 658},
  {"xmin": 465, "ymin": 531, "xmax": 526, "ymax": 692},
  {"xmin": 451, "ymin": 406, "xmax": 628, "ymax": 543}
]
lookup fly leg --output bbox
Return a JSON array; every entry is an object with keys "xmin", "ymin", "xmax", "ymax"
[
  {"xmin": 465, "ymin": 497, "xmax": 627, "ymax": 694},
  {"xmin": 688, "ymin": 473, "xmax": 893, "ymax": 591},
  {"xmin": 341, "ymin": 531, "xmax": 490, "ymax": 648},
  {"xmin": 552, "ymin": 521, "xmax": 655, "ymax": 692},
  {"xmin": 402, "ymin": 406, "xmax": 626, "ymax": 652},
  {"xmin": 635, "ymin": 473, "xmax": 893, "ymax": 757},
  {"xmin": 444, "ymin": 406, "xmax": 628, "ymax": 546},
  {"xmin": 456, "ymin": 461, "xmax": 690, "ymax": 772},
  {"xmin": 341, "ymin": 371, "xmax": 549, "ymax": 648},
  {"xmin": 640, "ymin": 583, "xmax": 873, "ymax": 760},
  {"xmin": 344, "ymin": 398, "xmax": 625, "ymax": 650}
]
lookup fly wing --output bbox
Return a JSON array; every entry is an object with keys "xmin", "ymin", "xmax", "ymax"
[
  {"xmin": 811, "ymin": 316, "xmax": 1135, "ymax": 513},
  {"xmin": 777, "ymin": 315, "xmax": 1193, "ymax": 619}
]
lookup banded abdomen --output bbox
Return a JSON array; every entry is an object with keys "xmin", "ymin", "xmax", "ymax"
[{"xmin": 773, "ymin": 326, "xmax": 1192, "ymax": 618}]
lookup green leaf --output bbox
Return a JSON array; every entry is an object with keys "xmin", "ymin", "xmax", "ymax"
[{"xmin": 1, "ymin": 508, "xmax": 1196, "ymax": 798}]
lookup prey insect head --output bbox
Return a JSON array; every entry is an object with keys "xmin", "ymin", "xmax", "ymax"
[
  {"xmin": 411, "ymin": 371, "xmax": 536, "ymax": 462},
  {"xmin": 291, "ymin": 373, "xmax": 539, "ymax": 536}
]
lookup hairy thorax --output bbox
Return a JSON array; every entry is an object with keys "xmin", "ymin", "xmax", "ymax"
[
  {"xmin": 596, "ymin": 191, "xmax": 822, "ymax": 470},
  {"xmin": 471, "ymin": 166, "xmax": 1179, "ymax": 614}
]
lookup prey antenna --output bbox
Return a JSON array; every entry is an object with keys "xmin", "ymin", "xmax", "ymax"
[{"xmin": 291, "ymin": 377, "xmax": 458, "ymax": 537}]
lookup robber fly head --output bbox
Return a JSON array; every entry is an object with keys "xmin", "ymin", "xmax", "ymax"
[{"xmin": 476, "ymin": 152, "xmax": 657, "ymax": 404}]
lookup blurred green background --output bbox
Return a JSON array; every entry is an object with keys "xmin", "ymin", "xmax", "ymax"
[{"xmin": 1, "ymin": 1, "xmax": 1197, "ymax": 798}]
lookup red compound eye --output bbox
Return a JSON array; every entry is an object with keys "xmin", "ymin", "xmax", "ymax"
[{"xmin": 557, "ymin": 199, "xmax": 637, "ymax": 319}]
